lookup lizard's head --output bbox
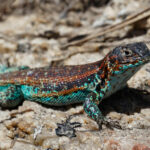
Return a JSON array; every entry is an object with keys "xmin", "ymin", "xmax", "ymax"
[{"xmin": 107, "ymin": 42, "xmax": 150, "ymax": 74}]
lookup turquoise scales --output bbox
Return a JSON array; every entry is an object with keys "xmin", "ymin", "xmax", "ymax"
[{"xmin": 0, "ymin": 42, "xmax": 150, "ymax": 128}]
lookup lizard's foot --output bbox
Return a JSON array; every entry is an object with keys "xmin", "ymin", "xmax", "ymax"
[
  {"xmin": 55, "ymin": 115, "xmax": 81, "ymax": 138},
  {"xmin": 97, "ymin": 117, "xmax": 121, "ymax": 130}
]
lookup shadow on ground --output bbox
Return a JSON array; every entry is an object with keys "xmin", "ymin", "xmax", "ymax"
[{"xmin": 101, "ymin": 87, "xmax": 150, "ymax": 116}]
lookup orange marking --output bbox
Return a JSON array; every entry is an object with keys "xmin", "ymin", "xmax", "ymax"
[
  {"xmin": 33, "ymin": 86, "xmax": 85, "ymax": 97},
  {"xmin": 100, "ymin": 73, "xmax": 105, "ymax": 78},
  {"xmin": 109, "ymin": 55, "xmax": 117, "ymax": 60}
]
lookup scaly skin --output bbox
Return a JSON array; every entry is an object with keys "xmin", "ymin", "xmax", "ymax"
[{"xmin": 0, "ymin": 42, "xmax": 149, "ymax": 128}]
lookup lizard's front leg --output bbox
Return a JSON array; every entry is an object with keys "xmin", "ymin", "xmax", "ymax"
[
  {"xmin": 83, "ymin": 79, "xmax": 121, "ymax": 129},
  {"xmin": 83, "ymin": 92, "xmax": 104, "ymax": 129},
  {"xmin": 83, "ymin": 92, "xmax": 121, "ymax": 129}
]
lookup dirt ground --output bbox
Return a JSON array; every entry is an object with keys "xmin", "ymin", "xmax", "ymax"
[{"xmin": 0, "ymin": 0, "xmax": 150, "ymax": 149}]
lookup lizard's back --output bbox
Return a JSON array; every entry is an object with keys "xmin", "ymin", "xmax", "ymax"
[{"xmin": 0, "ymin": 61, "xmax": 102, "ymax": 105}]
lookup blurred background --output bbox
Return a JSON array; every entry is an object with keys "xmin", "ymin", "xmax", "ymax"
[
  {"xmin": 0, "ymin": 0, "xmax": 150, "ymax": 68},
  {"xmin": 0, "ymin": 1, "xmax": 150, "ymax": 149}
]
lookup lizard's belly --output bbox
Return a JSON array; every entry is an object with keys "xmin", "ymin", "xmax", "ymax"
[{"xmin": 21, "ymin": 85, "xmax": 89, "ymax": 106}]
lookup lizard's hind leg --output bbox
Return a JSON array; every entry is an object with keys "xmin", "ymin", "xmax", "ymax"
[
  {"xmin": 0, "ymin": 85, "xmax": 23, "ymax": 108},
  {"xmin": 0, "ymin": 65, "xmax": 29, "ymax": 74}
]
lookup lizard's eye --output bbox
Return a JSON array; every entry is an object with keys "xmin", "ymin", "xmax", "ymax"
[{"xmin": 122, "ymin": 48, "xmax": 133, "ymax": 57}]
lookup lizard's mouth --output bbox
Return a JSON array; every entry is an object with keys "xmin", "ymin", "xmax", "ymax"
[
  {"xmin": 120, "ymin": 51, "xmax": 150, "ymax": 65},
  {"xmin": 137, "ymin": 52, "xmax": 150, "ymax": 64},
  {"xmin": 142, "ymin": 52, "xmax": 150, "ymax": 62}
]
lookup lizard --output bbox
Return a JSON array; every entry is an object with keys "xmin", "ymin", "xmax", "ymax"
[{"xmin": 0, "ymin": 42, "xmax": 149, "ymax": 129}]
